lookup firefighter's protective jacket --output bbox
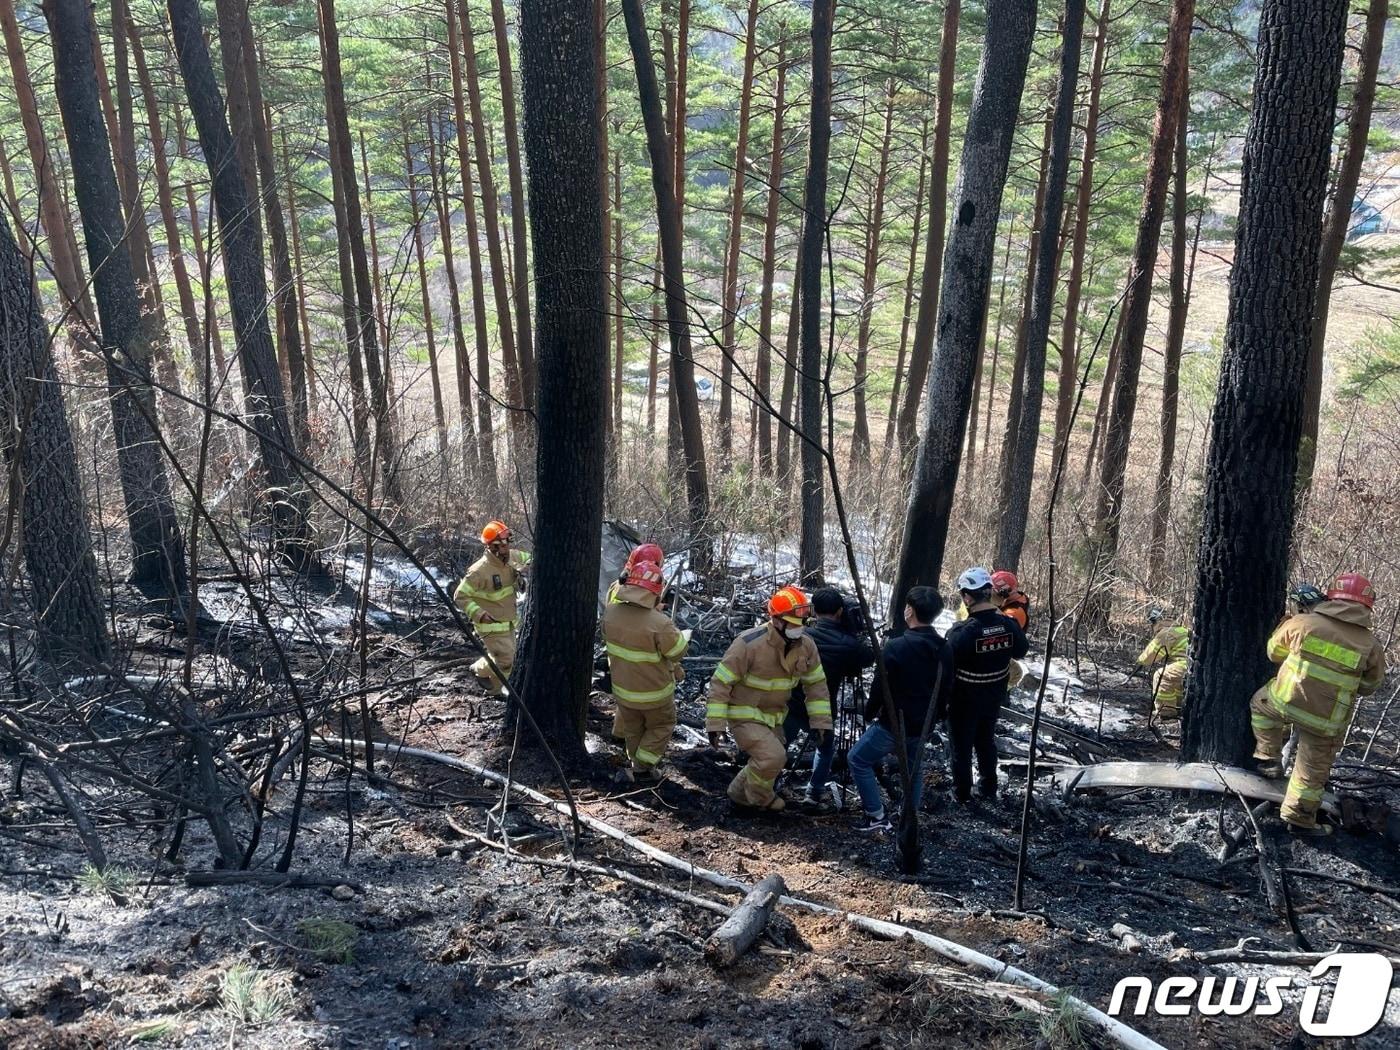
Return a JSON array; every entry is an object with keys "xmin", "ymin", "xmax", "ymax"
[
  {"xmin": 455, "ymin": 548, "xmax": 531, "ymax": 633},
  {"xmin": 1263, "ymin": 600, "xmax": 1385, "ymax": 738},
  {"xmin": 1138, "ymin": 625, "xmax": 1189, "ymax": 672},
  {"xmin": 706, "ymin": 622, "xmax": 831, "ymax": 732},
  {"xmin": 602, "ymin": 585, "xmax": 688, "ymax": 708}
]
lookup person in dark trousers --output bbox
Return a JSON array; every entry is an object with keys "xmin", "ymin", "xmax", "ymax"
[
  {"xmin": 943, "ymin": 567, "xmax": 1028, "ymax": 804},
  {"xmin": 848, "ymin": 586, "xmax": 953, "ymax": 831},
  {"xmin": 784, "ymin": 588, "xmax": 875, "ymax": 809}
]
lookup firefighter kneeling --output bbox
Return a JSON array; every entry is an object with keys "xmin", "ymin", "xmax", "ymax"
[
  {"xmin": 1250, "ymin": 573, "xmax": 1386, "ymax": 836},
  {"xmin": 603, "ymin": 559, "xmax": 688, "ymax": 783},
  {"xmin": 706, "ymin": 585, "xmax": 831, "ymax": 813}
]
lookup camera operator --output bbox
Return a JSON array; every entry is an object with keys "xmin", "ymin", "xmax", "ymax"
[{"xmin": 783, "ymin": 587, "xmax": 874, "ymax": 811}]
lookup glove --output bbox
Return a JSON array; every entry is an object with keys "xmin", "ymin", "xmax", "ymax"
[{"xmin": 708, "ymin": 731, "xmax": 724, "ymax": 749}]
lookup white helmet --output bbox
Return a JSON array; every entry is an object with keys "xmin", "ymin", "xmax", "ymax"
[{"xmin": 957, "ymin": 567, "xmax": 993, "ymax": 592}]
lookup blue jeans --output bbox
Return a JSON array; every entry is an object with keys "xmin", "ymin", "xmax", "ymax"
[
  {"xmin": 783, "ymin": 700, "xmax": 837, "ymax": 792},
  {"xmin": 848, "ymin": 722, "xmax": 925, "ymax": 817}
]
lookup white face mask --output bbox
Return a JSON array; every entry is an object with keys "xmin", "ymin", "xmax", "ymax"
[{"xmin": 784, "ymin": 625, "xmax": 806, "ymax": 640}]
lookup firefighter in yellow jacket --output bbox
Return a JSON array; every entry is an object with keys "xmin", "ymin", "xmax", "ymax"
[
  {"xmin": 603, "ymin": 559, "xmax": 688, "ymax": 782},
  {"xmin": 1137, "ymin": 620, "xmax": 1190, "ymax": 721},
  {"xmin": 1251, "ymin": 573, "xmax": 1386, "ymax": 835},
  {"xmin": 454, "ymin": 520, "xmax": 531, "ymax": 695},
  {"xmin": 706, "ymin": 585, "xmax": 831, "ymax": 812}
]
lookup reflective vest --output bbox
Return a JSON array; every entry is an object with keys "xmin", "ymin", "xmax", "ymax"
[
  {"xmin": 1263, "ymin": 601, "xmax": 1386, "ymax": 738},
  {"xmin": 454, "ymin": 548, "xmax": 531, "ymax": 632},
  {"xmin": 706, "ymin": 622, "xmax": 831, "ymax": 732},
  {"xmin": 1138, "ymin": 625, "xmax": 1189, "ymax": 670},
  {"xmin": 602, "ymin": 586, "xmax": 688, "ymax": 708}
]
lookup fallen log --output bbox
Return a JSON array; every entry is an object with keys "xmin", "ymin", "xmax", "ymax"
[
  {"xmin": 1001, "ymin": 710, "xmax": 1113, "ymax": 762},
  {"xmin": 1050, "ymin": 761, "xmax": 1338, "ymax": 809},
  {"xmin": 1192, "ymin": 937, "xmax": 1400, "ymax": 969},
  {"xmin": 183, "ymin": 870, "xmax": 362, "ymax": 891},
  {"xmin": 705, "ymin": 874, "xmax": 785, "ymax": 968},
  {"xmin": 329, "ymin": 737, "xmax": 1169, "ymax": 1050}
]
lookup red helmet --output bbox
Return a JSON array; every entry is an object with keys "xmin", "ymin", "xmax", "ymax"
[
  {"xmin": 991, "ymin": 570, "xmax": 1019, "ymax": 596},
  {"xmin": 625, "ymin": 560, "xmax": 665, "ymax": 596},
  {"xmin": 767, "ymin": 585, "xmax": 811, "ymax": 622},
  {"xmin": 1328, "ymin": 573, "xmax": 1376, "ymax": 609},
  {"xmin": 481, "ymin": 519, "xmax": 511, "ymax": 545},
  {"xmin": 626, "ymin": 543, "xmax": 664, "ymax": 571}
]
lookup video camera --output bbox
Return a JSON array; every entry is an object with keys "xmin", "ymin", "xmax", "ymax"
[{"xmin": 840, "ymin": 595, "xmax": 867, "ymax": 635}]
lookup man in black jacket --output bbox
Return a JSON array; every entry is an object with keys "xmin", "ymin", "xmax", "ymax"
[
  {"xmin": 943, "ymin": 567, "xmax": 1029, "ymax": 804},
  {"xmin": 847, "ymin": 586, "xmax": 953, "ymax": 831},
  {"xmin": 784, "ymin": 588, "xmax": 875, "ymax": 807}
]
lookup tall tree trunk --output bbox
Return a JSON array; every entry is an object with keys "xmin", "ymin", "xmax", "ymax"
[
  {"xmin": 0, "ymin": 218, "xmax": 108, "ymax": 662},
  {"xmin": 168, "ymin": 0, "xmax": 316, "ymax": 563},
  {"xmin": 718, "ymin": 0, "xmax": 760, "ymax": 466},
  {"xmin": 884, "ymin": 108, "xmax": 930, "ymax": 455},
  {"xmin": 981, "ymin": 215, "xmax": 1017, "ymax": 467},
  {"xmin": 1054, "ymin": 0, "xmax": 1110, "ymax": 465},
  {"xmin": 182, "ymin": 181, "xmax": 228, "ymax": 380},
  {"xmin": 404, "ymin": 120, "xmax": 449, "ymax": 459},
  {"xmin": 511, "ymin": 0, "xmax": 606, "ymax": 757},
  {"xmin": 44, "ymin": 0, "xmax": 187, "ymax": 594},
  {"xmin": 797, "ymin": 0, "xmax": 835, "ymax": 582},
  {"xmin": 596, "ymin": 0, "xmax": 612, "ymax": 445},
  {"xmin": 1183, "ymin": 0, "xmax": 1347, "ymax": 765},
  {"xmin": 0, "ymin": 0, "xmax": 96, "ymax": 363},
  {"xmin": 754, "ymin": 31, "xmax": 787, "ymax": 475},
  {"xmin": 775, "ymin": 225, "xmax": 802, "ymax": 485},
  {"xmin": 426, "ymin": 109, "xmax": 482, "ymax": 482},
  {"xmin": 317, "ymin": 0, "xmax": 401, "ymax": 499},
  {"xmin": 358, "ymin": 130, "xmax": 390, "ymax": 359},
  {"xmin": 1148, "ymin": 83, "xmax": 1194, "ymax": 591},
  {"xmin": 326, "ymin": 91, "xmax": 371, "ymax": 461},
  {"xmin": 1089, "ymin": 0, "xmax": 1193, "ymax": 624},
  {"xmin": 890, "ymin": 0, "xmax": 1036, "ymax": 617},
  {"xmin": 445, "ymin": 2, "xmax": 499, "ymax": 488},
  {"xmin": 850, "ymin": 77, "xmax": 896, "ymax": 477},
  {"xmin": 281, "ymin": 127, "xmax": 317, "ymax": 412},
  {"xmin": 995, "ymin": 0, "xmax": 1084, "ymax": 572},
  {"xmin": 1300, "ymin": 0, "xmax": 1388, "ymax": 489},
  {"xmin": 894, "ymin": 0, "xmax": 960, "ymax": 462},
  {"xmin": 612, "ymin": 149, "xmax": 625, "ymax": 439},
  {"xmin": 127, "ymin": 14, "xmax": 204, "ymax": 392},
  {"xmin": 490, "ymin": 0, "xmax": 534, "ymax": 395},
  {"xmin": 459, "ymin": 0, "xmax": 527, "ymax": 417},
  {"xmin": 621, "ymin": 0, "xmax": 710, "ymax": 563},
  {"xmin": 673, "ymin": 0, "xmax": 689, "ymax": 224},
  {"xmin": 1081, "ymin": 305, "xmax": 1124, "ymax": 486},
  {"xmin": 646, "ymin": 235, "xmax": 662, "ymax": 433}
]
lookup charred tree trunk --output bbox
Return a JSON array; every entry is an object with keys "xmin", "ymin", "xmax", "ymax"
[
  {"xmin": 1054, "ymin": 0, "xmax": 1110, "ymax": 465},
  {"xmin": 894, "ymin": 0, "xmax": 960, "ymax": 463},
  {"xmin": 797, "ymin": 0, "xmax": 835, "ymax": 582},
  {"xmin": 995, "ymin": 1, "xmax": 1084, "ymax": 573},
  {"xmin": 1300, "ymin": 0, "xmax": 1388, "ymax": 489},
  {"xmin": 511, "ymin": 0, "xmax": 606, "ymax": 757},
  {"xmin": 0, "ymin": 218, "xmax": 108, "ymax": 662},
  {"xmin": 622, "ymin": 0, "xmax": 711, "ymax": 563},
  {"xmin": 168, "ymin": 0, "xmax": 316, "ymax": 563},
  {"xmin": 490, "ymin": 0, "xmax": 534, "ymax": 392},
  {"xmin": 1183, "ymin": 0, "xmax": 1347, "ymax": 765},
  {"xmin": 754, "ymin": 33, "xmax": 787, "ymax": 475},
  {"xmin": 1089, "ymin": 0, "xmax": 1193, "ymax": 623},
  {"xmin": 891, "ymin": 0, "xmax": 1035, "ymax": 618},
  {"xmin": 718, "ymin": 0, "xmax": 760, "ymax": 467},
  {"xmin": 885, "ymin": 108, "xmax": 930, "ymax": 455}
]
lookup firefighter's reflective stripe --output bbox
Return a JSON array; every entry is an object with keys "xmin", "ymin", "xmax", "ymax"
[
  {"xmin": 706, "ymin": 701, "xmax": 730, "ymax": 721},
  {"xmin": 476, "ymin": 620, "xmax": 516, "ymax": 635},
  {"xmin": 1252, "ymin": 709, "xmax": 1284, "ymax": 731},
  {"xmin": 713, "ymin": 663, "xmax": 739, "ymax": 685},
  {"xmin": 635, "ymin": 747, "xmax": 662, "ymax": 767},
  {"xmin": 800, "ymin": 666, "xmax": 826, "ymax": 686},
  {"xmin": 741, "ymin": 673, "xmax": 798, "ymax": 691},
  {"xmin": 724, "ymin": 705, "xmax": 782, "ymax": 728},
  {"xmin": 1269, "ymin": 655, "xmax": 1358, "ymax": 735},
  {"xmin": 743, "ymin": 765, "xmax": 775, "ymax": 789},
  {"xmin": 805, "ymin": 700, "xmax": 832, "ymax": 719},
  {"xmin": 463, "ymin": 601, "xmax": 483, "ymax": 620},
  {"xmin": 1299, "ymin": 634, "xmax": 1362, "ymax": 670},
  {"xmin": 614, "ymin": 681, "xmax": 676, "ymax": 704},
  {"xmin": 606, "ymin": 641, "xmax": 661, "ymax": 664},
  {"xmin": 662, "ymin": 634, "xmax": 688, "ymax": 660}
]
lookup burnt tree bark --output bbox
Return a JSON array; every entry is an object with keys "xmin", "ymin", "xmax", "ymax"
[
  {"xmin": 1182, "ymin": 0, "xmax": 1347, "ymax": 765},
  {"xmin": 45, "ymin": 0, "xmax": 187, "ymax": 595},
  {"xmin": 168, "ymin": 0, "xmax": 316, "ymax": 563},
  {"xmin": 797, "ymin": 0, "xmax": 835, "ymax": 583},
  {"xmin": 894, "ymin": 0, "xmax": 960, "ymax": 462},
  {"xmin": 891, "ymin": 0, "xmax": 1036, "ymax": 618},
  {"xmin": 1089, "ymin": 0, "xmax": 1193, "ymax": 622},
  {"xmin": 511, "ymin": 0, "xmax": 606, "ymax": 757},
  {"xmin": 0, "ymin": 218, "xmax": 108, "ymax": 662},
  {"xmin": 995, "ymin": 1, "xmax": 1084, "ymax": 572},
  {"xmin": 1299, "ymin": 0, "xmax": 1388, "ymax": 489},
  {"xmin": 621, "ymin": 0, "xmax": 711, "ymax": 562}
]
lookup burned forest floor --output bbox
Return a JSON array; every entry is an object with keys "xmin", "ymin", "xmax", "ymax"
[{"xmin": 1, "ymin": 563, "xmax": 1399, "ymax": 1049}]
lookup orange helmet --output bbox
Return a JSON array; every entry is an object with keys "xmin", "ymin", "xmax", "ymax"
[
  {"xmin": 626, "ymin": 543, "xmax": 664, "ymax": 571},
  {"xmin": 625, "ymin": 560, "xmax": 665, "ymax": 596},
  {"xmin": 767, "ymin": 585, "xmax": 811, "ymax": 623},
  {"xmin": 1328, "ymin": 572, "xmax": 1376, "ymax": 609},
  {"xmin": 991, "ymin": 570, "xmax": 1019, "ymax": 596},
  {"xmin": 481, "ymin": 519, "xmax": 511, "ymax": 545}
]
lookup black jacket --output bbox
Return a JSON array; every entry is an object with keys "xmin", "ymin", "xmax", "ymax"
[
  {"xmin": 943, "ymin": 608, "xmax": 1029, "ymax": 718},
  {"xmin": 806, "ymin": 616, "xmax": 876, "ymax": 697},
  {"xmin": 867, "ymin": 626, "xmax": 953, "ymax": 734}
]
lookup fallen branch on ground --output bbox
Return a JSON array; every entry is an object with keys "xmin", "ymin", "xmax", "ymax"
[
  {"xmin": 1192, "ymin": 936, "xmax": 1400, "ymax": 968},
  {"xmin": 184, "ymin": 870, "xmax": 361, "ymax": 891},
  {"xmin": 706, "ymin": 873, "xmax": 785, "ymax": 968}
]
